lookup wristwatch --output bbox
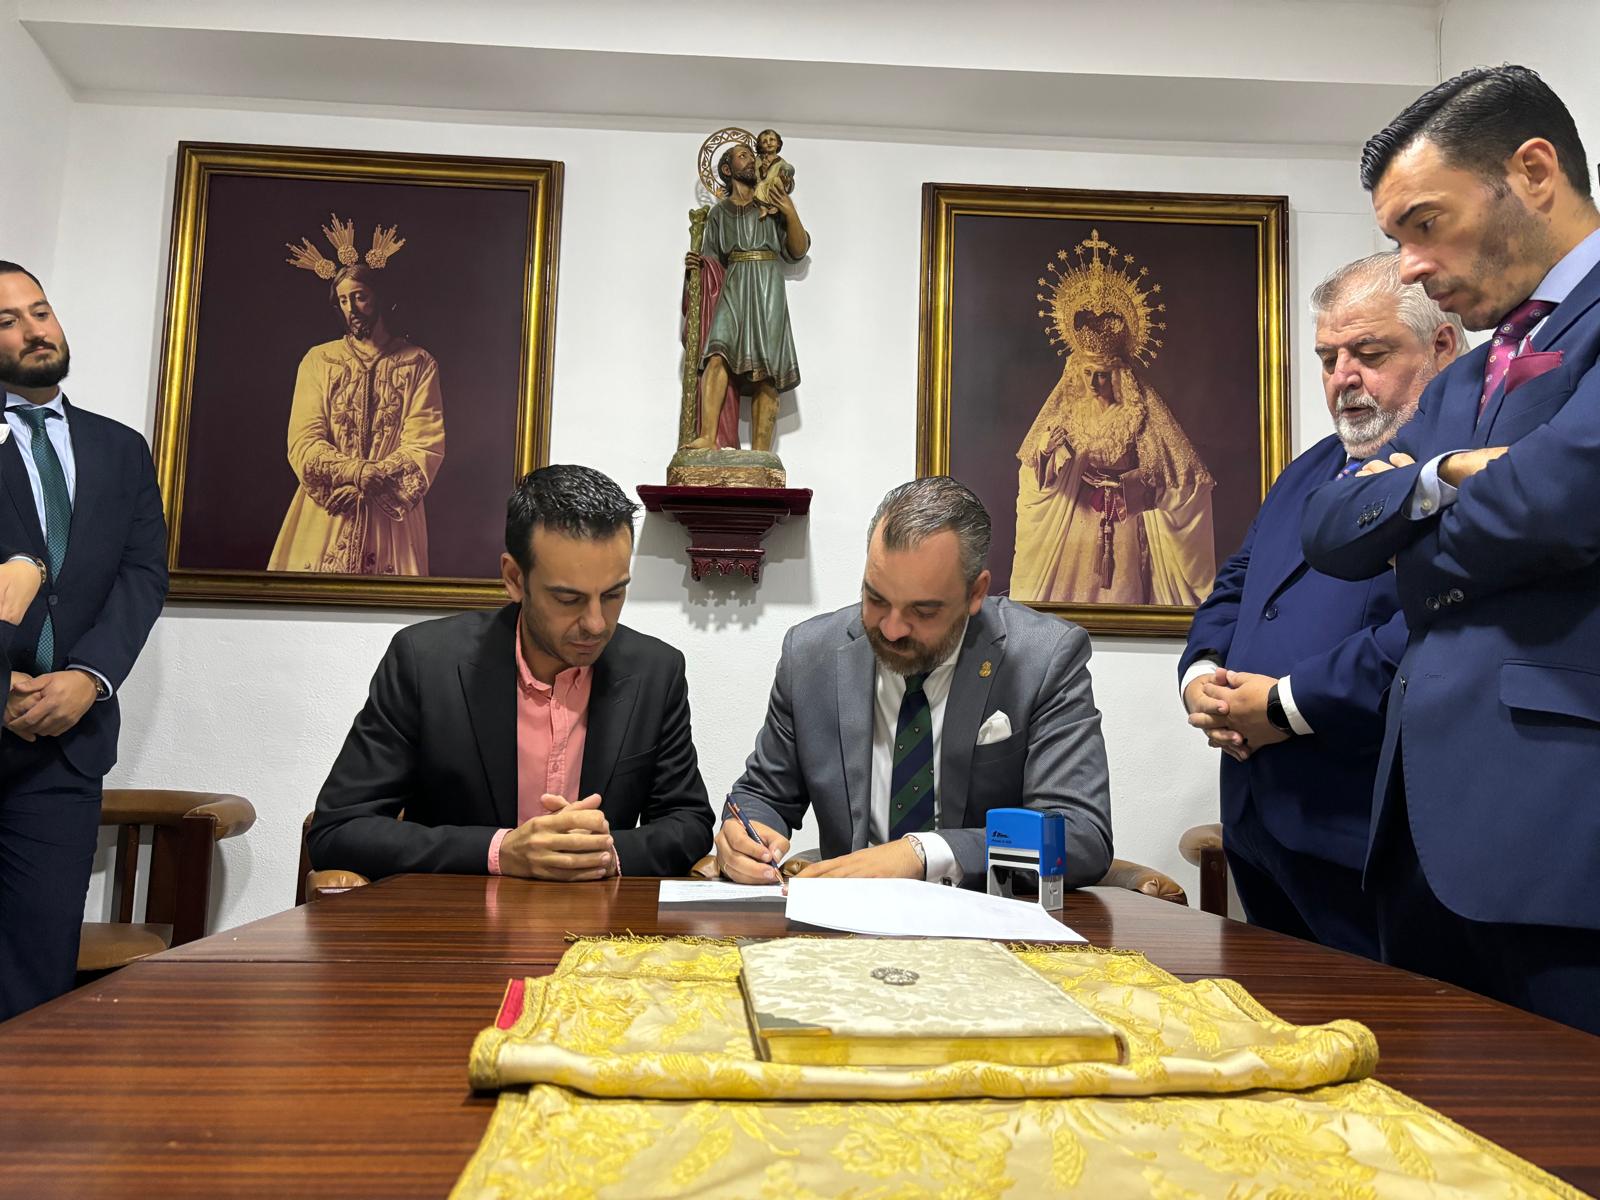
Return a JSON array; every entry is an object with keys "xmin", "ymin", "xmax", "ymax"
[
  {"xmin": 1265, "ymin": 683, "xmax": 1295, "ymax": 736},
  {"xmin": 902, "ymin": 833, "xmax": 928, "ymax": 877},
  {"xmin": 71, "ymin": 669, "xmax": 111, "ymax": 701}
]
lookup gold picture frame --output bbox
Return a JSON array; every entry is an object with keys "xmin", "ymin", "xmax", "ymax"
[
  {"xmin": 153, "ymin": 141, "xmax": 563, "ymax": 607},
  {"xmin": 917, "ymin": 183, "xmax": 1291, "ymax": 636}
]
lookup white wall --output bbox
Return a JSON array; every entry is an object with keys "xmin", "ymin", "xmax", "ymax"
[
  {"xmin": 1442, "ymin": 0, "xmax": 1600, "ymax": 143},
  {"xmin": 32, "ymin": 98, "xmax": 1385, "ymax": 931},
  {"xmin": 0, "ymin": 0, "xmax": 72, "ymax": 277}
]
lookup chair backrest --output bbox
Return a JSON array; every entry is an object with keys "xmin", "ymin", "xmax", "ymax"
[{"xmin": 100, "ymin": 789, "xmax": 255, "ymax": 947}]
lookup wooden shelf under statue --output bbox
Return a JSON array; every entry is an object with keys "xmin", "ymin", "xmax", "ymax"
[{"xmin": 637, "ymin": 485, "xmax": 812, "ymax": 583}]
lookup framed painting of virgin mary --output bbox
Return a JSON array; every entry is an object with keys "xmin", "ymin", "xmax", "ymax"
[{"xmin": 917, "ymin": 183, "xmax": 1291, "ymax": 636}]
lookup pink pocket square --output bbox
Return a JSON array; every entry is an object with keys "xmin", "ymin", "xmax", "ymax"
[{"xmin": 1506, "ymin": 350, "xmax": 1564, "ymax": 395}]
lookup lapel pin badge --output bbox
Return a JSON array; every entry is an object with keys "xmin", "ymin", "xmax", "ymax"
[{"xmin": 979, "ymin": 660, "xmax": 993, "ymax": 678}]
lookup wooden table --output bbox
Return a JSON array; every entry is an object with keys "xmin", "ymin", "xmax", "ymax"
[{"xmin": 2, "ymin": 875, "xmax": 1597, "ymax": 1198}]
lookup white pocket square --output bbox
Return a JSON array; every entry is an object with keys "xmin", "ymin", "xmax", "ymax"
[
  {"xmin": 976, "ymin": 710, "xmax": 1012, "ymax": 746},
  {"xmin": 0, "ymin": 424, "xmax": 9, "ymax": 444}
]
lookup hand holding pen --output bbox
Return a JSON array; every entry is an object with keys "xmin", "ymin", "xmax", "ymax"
[{"xmin": 715, "ymin": 796, "xmax": 792, "ymax": 885}]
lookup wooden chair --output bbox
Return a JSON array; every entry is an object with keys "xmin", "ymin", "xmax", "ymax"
[
  {"xmin": 688, "ymin": 852, "xmax": 1189, "ymax": 906},
  {"xmin": 77, "ymin": 789, "xmax": 256, "ymax": 973},
  {"xmin": 1179, "ymin": 822, "xmax": 1229, "ymax": 916},
  {"xmin": 295, "ymin": 812, "xmax": 371, "ymax": 905}
]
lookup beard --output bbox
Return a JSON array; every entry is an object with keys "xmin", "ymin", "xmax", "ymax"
[
  {"xmin": 0, "ymin": 339, "xmax": 70, "ymax": 390},
  {"xmin": 727, "ymin": 162, "xmax": 759, "ymax": 188},
  {"xmin": 865, "ymin": 612, "xmax": 968, "ymax": 677},
  {"xmin": 1428, "ymin": 192, "xmax": 1558, "ymax": 330},
  {"xmin": 1334, "ymin": 394, "xmax": 1400, "ymax": 458},
  {"xmin": 1334, "ymin": 384, "xmax": 1426, "ymax": 459},
  {"xmin": 345, "ymin": 311, "xmax": 375, "ymax": 339}
]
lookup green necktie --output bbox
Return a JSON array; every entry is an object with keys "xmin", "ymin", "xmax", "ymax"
[
  {"xmin": 888, "ymin": 671, "xmax": 936, "ymax": 839},
  {"xmin": 9, "ymin": 405, "xmax": 71, "ymax": 673}
]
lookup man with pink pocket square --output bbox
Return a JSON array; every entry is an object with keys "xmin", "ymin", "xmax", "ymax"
[{"xmin": 1302, "ymin": 65, "xmax": 1600, "ymax": 1035}]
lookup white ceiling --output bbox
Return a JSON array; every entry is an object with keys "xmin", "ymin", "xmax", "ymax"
[{"xmin": 19, "ymin": 1, "xmax": 1438, "ymax": 149}]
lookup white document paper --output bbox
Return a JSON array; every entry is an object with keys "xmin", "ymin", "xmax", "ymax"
[
  {"xmin": 658, "ymin": 880, "xmax": 787, "ymax": 904},
  {"xmin": 783, "ymin": 878, "xmax": 1086, "ymax": 942}
]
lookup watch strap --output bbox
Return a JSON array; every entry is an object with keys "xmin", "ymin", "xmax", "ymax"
[{"xmin": 1266, "ymin": 683, "xmax": 1294, "ymax": 735}]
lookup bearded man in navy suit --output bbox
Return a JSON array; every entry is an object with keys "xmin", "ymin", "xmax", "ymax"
[
  {"xmin": 0, "ymin": 263, "xmax": 168, "ymax": 1021},
  {"xmin": 1303, "ymin": 67, "xmax": 1600, "ymax": 1034},
  {"xmin": 1182, "ymin": 253, "xmax": 1461, "ymax": 958}
]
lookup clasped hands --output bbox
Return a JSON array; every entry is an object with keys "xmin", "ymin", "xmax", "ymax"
[
  {"xmin": 1, "ymin": 559, "xmax": 96, "ymax": 742},
  {"xmin": 5, "ymin": 670, "xmax": 98, "ymax": 741},
  {"xmin": 496, "ymin": 792, "xmax": 620, "ymax": 882},
  {"xmin": 326, "ymin": 458, "xmax": 404, "ymax": 516},
  {"xmin": 1183, "ymin": 667, "xmax": 1286, "ymax": 762}
]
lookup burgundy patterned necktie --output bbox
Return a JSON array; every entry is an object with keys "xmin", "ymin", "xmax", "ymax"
[{"xmin": 1480, "ymin": 298, "xmax": 1555, "ymax": 416}]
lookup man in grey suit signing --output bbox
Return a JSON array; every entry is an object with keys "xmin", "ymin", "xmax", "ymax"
[{"xmin": 717, "ymin": 476, "xmax": 1113, "ymax": 888}]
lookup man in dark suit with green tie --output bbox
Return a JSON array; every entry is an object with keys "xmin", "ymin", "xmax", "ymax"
[{"xmin": 1, "ymin": 263, "xmax": 169, "ymax": 1021}]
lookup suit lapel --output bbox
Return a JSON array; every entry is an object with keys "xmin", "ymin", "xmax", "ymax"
[
  {"xmin": 1479, "ymin": 262, "xmax": 1600, "ymax": 440},
  {"xmin": 0, "ymin": 434, "xmax": 47, "ymax": 556},
  {"xmin": 1530, "ymin": 256, "xmax": 1600, "ymax": 351},
  {"xmin": 579, "ymin": 642, "xmax": 638, "ymax": 802},
  {"xmin": 59, "ymin": 400, "xmax": 106, "ymax": 584},
  {"xmin": 1255, "ymin": 439, "xmax": 1342, "ymax": 604},
  {"xmin": 459, "ymin": 605, "xmax": 520, "ymax": 826},
  {"xmin": 940, "ymin": 600, "xmax": 1004, "ymax": 830},
  {"xmin": 1427, "ymin": 345, "xmax": 1488, "ymax": 448},
  {"xmin": 837, "ymin": 618, "xmax": 876, "ymax": 848}
]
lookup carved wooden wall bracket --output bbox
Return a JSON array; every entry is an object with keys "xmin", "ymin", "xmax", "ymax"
[{"xmin": 637, "ymin": 485, "xmax": 812, "ymax": 584}]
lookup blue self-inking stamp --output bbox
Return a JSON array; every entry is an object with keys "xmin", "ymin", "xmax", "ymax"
[{"xmin": 986, "ymin": 807, "xmax": 1066, "ymax": 911}]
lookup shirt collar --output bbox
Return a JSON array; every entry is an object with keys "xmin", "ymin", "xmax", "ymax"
[
  {"xmin": 4, "ymin": 390, "xmax": 67, "ymax": 419},
  {"xmin": 1530, "ymin": 226, "xmax": 1600, "ymax": 307}
]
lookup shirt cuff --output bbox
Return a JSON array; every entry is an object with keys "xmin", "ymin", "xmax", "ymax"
[
  {"xmin": 1408, "ymin": 452, "xmax": 1462, "ymax": 519},
  {"xmin": 487, "ymin": 827, "xmax": 511, "ymax": 875},
  {"xmin": 1276, "ymin": 674, "xmax": 1314, "ymax": 737},
  {"xmin": 918, "ymin": 832, "xmax": 964, "ymax": 886},
  {"xmin": 1180, "ymin": 658, "xmax": 1223, "ymax": 707},
  {"xmin": 67, "ymin": 664, "xmax": 114, "ymax": 701}
]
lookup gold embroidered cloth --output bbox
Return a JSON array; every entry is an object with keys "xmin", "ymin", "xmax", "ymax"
[{"xmin": 453, "ymin": 937, "xmax": 1589, "ymax": 1199}]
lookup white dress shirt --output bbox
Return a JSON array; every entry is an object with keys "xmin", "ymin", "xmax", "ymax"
[{"xmin": 869, "ymin": 625, "xmax": 966, "ymax": 884}]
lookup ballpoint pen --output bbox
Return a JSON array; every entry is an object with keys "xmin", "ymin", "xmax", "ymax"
[{"xmin": 726, "ymin": 796, "xmax": 785, "ymax": 889}]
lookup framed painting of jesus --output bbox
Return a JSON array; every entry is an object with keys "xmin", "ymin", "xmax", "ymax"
[{"xmin": 152, "ymin": 141, "xmax": 563, "ymax": 606}]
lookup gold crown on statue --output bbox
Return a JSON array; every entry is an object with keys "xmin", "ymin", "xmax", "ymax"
[
  {"xmin": 1038, "ymin": 229, "xmax": 1166, "ymax": 366},
  {"xmin": 285, "ymin": 213, "xmax": 407, "ymax": 280}
]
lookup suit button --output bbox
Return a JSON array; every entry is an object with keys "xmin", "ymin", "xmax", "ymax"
[
  {"xmin": 1264, "ymin": 605, "xmax": 1278, "ymax": 621},
  {"xmin": 1425, "ymin": 596, "xmax": 1441, "ymax": 611},
  {"xmin": 1449, "ymin": 588, "xmax": 1464, "ymax": 603},
  {"xmin": 47, "ymin": 594, "xmax": 58, "ymax": 607}
]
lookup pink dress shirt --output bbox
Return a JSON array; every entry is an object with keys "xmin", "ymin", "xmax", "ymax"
[{"xmin": 487, "ymin": 632, "xmax": 593, "ymax": 874}]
